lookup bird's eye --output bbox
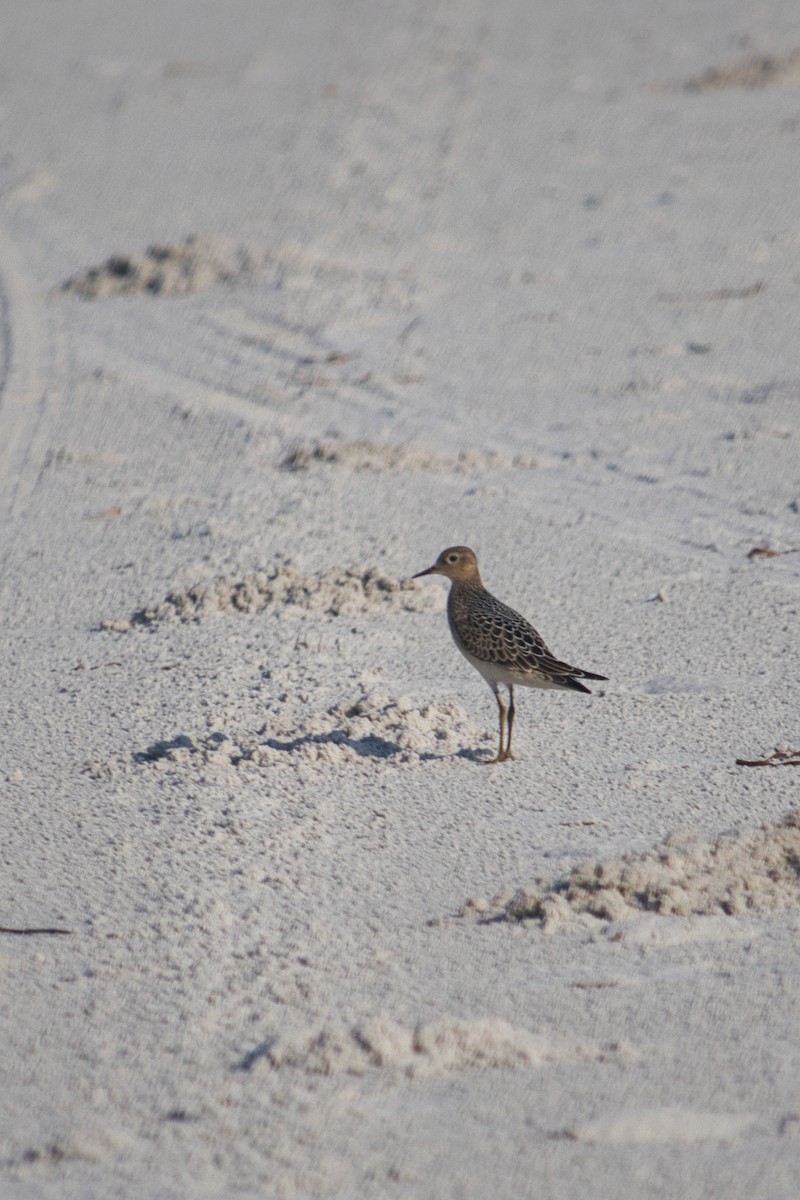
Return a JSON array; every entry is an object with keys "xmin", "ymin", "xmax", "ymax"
[{"xmin": 447, "ymin": 553, "xmax": 458, "ymax": 563}]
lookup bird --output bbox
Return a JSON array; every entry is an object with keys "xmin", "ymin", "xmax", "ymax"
[{"xmin": 413, "ymin": 546, "xmax": 607, "ymax": 763}]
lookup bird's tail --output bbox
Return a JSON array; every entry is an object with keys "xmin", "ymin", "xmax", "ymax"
[{"xmin": 557, "ymin": 669, "xmax": 608, "ymax": 694}]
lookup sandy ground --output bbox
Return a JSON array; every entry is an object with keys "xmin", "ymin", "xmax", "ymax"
[{"xmin": 1, "ymin": 2, "xmax": 800, "ymax": 1197}]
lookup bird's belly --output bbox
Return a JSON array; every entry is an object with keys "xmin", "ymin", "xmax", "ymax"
[{"xmin": 455, "ymin": 644, "xmax": 560, "ymax": 690}]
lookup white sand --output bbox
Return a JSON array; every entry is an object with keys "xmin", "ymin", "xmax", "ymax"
[{"xmin": 2, "ymin": 2, "xmax": 800, "ymax": 1197}]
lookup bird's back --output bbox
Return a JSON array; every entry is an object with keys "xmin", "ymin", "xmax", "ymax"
[
  {"xmin": 448, "ymin": 581, "xmax": 551, "ymax": 666},
  {"xmin": 447, "ymin": 579, "xmax": 606, "ymax": 688}
]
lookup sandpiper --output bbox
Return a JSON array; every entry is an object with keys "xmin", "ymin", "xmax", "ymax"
[{"xmin": 413, "ymin": 546, "xmax": 607, "ymax": 763}]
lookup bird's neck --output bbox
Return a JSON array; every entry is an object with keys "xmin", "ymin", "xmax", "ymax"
[
  {"xmin": 449, "ymin": 574, "xmax": 482, "ymax": 591},
  {"xmin": 447, "ymin": 578, "xmax": 484, "ymax": 623}
]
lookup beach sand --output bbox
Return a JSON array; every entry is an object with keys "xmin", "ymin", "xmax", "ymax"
[{"xmin": 1, "ymin": 2, "xmax": 800, "ymax": 1196}]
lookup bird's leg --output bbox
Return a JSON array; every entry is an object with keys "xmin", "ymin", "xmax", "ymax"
[
  {"xmin": 505, "ymin": 685, "xmax": 516, "ymax": 760},
  {"xmin": 484, "ymin": 686, "xmax": 508, "ymax": 764}
]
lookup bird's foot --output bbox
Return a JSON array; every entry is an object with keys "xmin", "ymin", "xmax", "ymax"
[{"xmin": 481, "ymin": 750, "xmax": 515, "ymax": 765}]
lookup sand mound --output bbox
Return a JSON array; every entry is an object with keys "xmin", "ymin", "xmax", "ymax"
[
  {"xmin": 279, "ymin": 439, "xmax": 540, "ymax": 473},
  {"xmin": 60, "ymin": 235, "xmax": 264, "ymax": 299},
  {"xmin": 464, "ymin": 810, "xmax": 800, "ymax": 930},
  {"xmin": 124, "ymin": 691, "xmax": 487, "ymax": 773},
  {"xmin": 246, "ymin": 1016, "xmax": 610, "ymax": 1077},
  {"xmin": 684, "ymin": 49, "xmax": 800, "ymax": 91},
  {"xmin": 101, "ymin": 564, "xmax": 442, "ymax": 630},
  {"xmin": 235, "ymin": 691, "xmax": 486, "ymax": 766}
]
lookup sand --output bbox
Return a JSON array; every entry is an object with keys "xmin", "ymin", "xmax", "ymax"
[
  {"xmin": 463, "ymin": 809, "xmax": 800, "ymax": 927},
  {"xmin": 1, "ymin": 2, "xmax": 800, "ymax": 1197}
]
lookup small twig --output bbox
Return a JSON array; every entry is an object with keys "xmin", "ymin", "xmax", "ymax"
[
  {"xmin": 736, "ymin": 749, "xmax": 800, "ymax": 768},
  {"xmin": 0, "ymin": 927, "xmax": 73, "ymax": 936},
  {"xmin": 656, "ymin": 281, "xmax": 765, "ymax": 302},
  {"xmin": 71, "ymin": 661, "xmax": 122, "ymax": 672},
  {"xmin": 747, "ymin": 546, "xmax": 798, "ymax": 560}
]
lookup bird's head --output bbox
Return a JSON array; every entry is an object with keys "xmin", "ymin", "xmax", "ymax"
[{"xmin": 413, "ymin": 546, "xmax": 482, "ymax": 584}]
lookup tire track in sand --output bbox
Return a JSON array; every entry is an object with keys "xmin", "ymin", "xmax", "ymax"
[{"xmin": 0, "ymin": 221, "xmax": 62, "ymax": 528}]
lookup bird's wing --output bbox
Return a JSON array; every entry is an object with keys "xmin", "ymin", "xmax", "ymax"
[{"xmin": 471, "ymin": 597, "xmax": 593, "ymax": 680}]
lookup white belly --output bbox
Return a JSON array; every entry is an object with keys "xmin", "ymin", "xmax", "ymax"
[{"xmin": 456, "ymin": 644, "xmax": 562, "ymax": 691}]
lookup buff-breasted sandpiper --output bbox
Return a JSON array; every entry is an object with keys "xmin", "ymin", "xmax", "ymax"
[{"xmin": 413, "ymin": 546, "xmax": 607, "ymax": 763}]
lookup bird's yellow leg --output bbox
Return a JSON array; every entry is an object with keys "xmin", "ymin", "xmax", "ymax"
[
  {"xmin": 483, "ymin": 687, "xmax": 510, "ymax": 764},
  {"xmin": 504, "ymin": 685, "xmax": 516, "ymax": 760}
]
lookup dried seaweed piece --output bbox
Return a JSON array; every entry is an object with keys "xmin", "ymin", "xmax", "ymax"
[
  {"xmin": 746, "ymin": 546, "xmax": 799, "ymax": 559},
  {"xmin": 736, "ymin": 748, "xmax": 800, "ymax": 768}
]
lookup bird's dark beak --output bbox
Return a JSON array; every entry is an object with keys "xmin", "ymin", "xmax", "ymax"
[{"xmin": 413, "ymin": 564, "xmax": 437, "ymax": 578}]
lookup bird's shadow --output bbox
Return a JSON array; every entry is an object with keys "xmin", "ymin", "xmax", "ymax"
[
  {"xmin": 131, "ymin": 730, "xmax": 487, "ymax": 767},
  {"xmin": 132, "ymin": 733, "xmax": 199, "ymax": 763},
  {"xmin": 263, "ymin": 730, "xmax": 402, "ymax": 758},
  {"xmin": 262, "ymin": 730, "xmax": 486, "ymax": 763},
  {"xmin": 454, "ymin": 747, "xmax": 491, "ymax": 763}
]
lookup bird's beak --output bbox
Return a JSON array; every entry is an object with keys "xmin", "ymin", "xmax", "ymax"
[{"xmin": 413, "ymin": 564, "xmax": 438, "ymax": 578}]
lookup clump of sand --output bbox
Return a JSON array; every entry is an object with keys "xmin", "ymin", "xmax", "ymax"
[
  {"xmin": 236, "ymin": 690, "xmax": 486, "ymax": 766},
  {"xmin": 279, "ymin": 438, "xmax": 541, "ymax": 473},
  {"xmin": 684, "ymin": 48, "xmax": 800, "ymax": 91},
  {"xmin": 101, "ymin": 563, "xmax": 442, "ymax": 630},
  {"xmin": 122, "ymin": 691, "xmax": 487, "ymax": 774},
  {"xmin": 246, "ymin": 1016, "xmax": 612, "ymax": 1078},
  {"xmin": 464, "ymin": 810, "xmax": 800, "ymax": 930},
  {"xmin": 61, "ymin": 234, "xmax": 265, "ymax": 299}
]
